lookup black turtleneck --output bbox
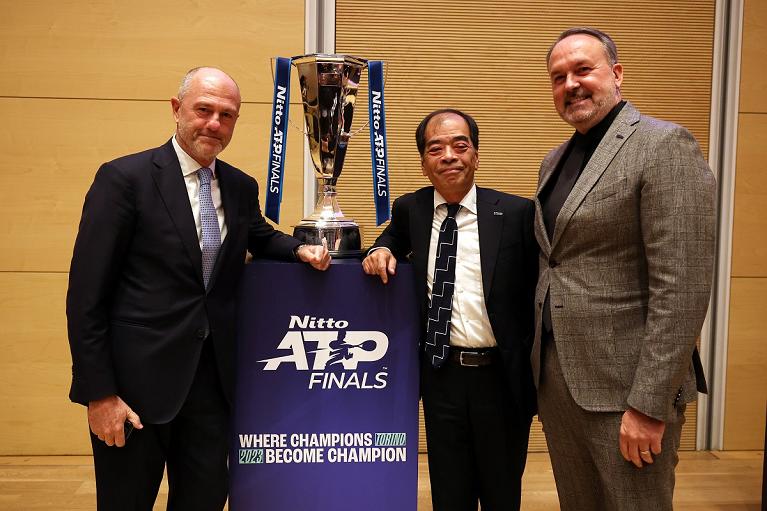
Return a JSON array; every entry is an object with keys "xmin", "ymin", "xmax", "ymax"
[
  {"xmin": 540, "ymin": 100, "xmax": 626, "ymax": 241},
  {"xmin": 539, "ymin": 100, "xmax": 626, "ymax": 335},
  {"xmin": 575, "ymin": 99, "xmax": 626, "ymax": 168}
]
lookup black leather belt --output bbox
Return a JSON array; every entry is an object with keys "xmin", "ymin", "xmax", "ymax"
[{"xmin": 448, "ymin": 348, "xmax": 497, "ymax": 367}]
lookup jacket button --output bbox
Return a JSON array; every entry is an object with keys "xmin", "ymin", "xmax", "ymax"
[
  {"xmin": 549, "ymin": 259, "xmax": 558, "ymax": 268},
  {"xmin": 196, "ymin": 329, "xmax": 208, "ymax": 340}
]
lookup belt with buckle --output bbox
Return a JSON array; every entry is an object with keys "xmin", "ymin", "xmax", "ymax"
[{"xmin": 448, "ymin": 348, "xmax": 497, "ymax": 367}]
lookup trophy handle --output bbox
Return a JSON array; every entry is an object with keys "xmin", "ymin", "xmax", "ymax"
[
  {"xmin": 347, "ymin": 61, "xmax": 389, "ymax": 138},
  {"xmin": 269, "ymin": 57, "xmax": 310, "ymax": 136}
]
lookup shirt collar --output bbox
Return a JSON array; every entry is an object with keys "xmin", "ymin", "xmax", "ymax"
[
  {"xmin": 433, "ymin": 184, "xmax": 477, "ymax": 215},
  {"xmin": 172, "ymin": 134, "xmax": 217, "ymax": 178}
]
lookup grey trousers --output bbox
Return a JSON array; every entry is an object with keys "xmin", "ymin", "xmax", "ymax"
[{"xmin": 538, "ymin": 340, "xmax": 685, "ymax": 511}]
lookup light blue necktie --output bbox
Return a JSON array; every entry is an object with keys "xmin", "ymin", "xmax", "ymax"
[{"xmin": 198, "ymin": 167, "xmax": 221, "ymax": 288}]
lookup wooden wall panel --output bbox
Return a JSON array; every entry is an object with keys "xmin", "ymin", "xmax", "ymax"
[
  {"xmin": 723, "ymin": 0, "xmax": 767, "ymax": 452},
  {"xmin": 0, "ymin": 0, "xmax": 304, "ymax": 104},
  {"xmin": 723, "ymin": 278, "xmax": 767, "ymax": 450},
  {"xmin": 337, "ymin": 0, "xmax": 714, "ymax": 452},
  {"xmin": 0, "ymin": 0, "xmax": 304, "ymax": 455},
  {"xmin": 740, "ymin": 0, "xmax": 767, "ymax": 113},
  {"xmin": 731, "ymin": 114, "xmax": 767, "ymax": 277},
  {"xmin": 0, "ymin": 273, "xmax": 91, "ymax": 455},
  {"xmin": 336, "ymin": 0, "xmax": 714, "ymax": 247},
  {"xmin": 0, "ymin": 99, "xmax": 306, "ymax": 273}
]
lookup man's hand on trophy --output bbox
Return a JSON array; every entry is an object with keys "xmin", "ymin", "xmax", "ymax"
[
  {"xmin": 362, "ymin": 248, "xmax": 397, "ymax": 284},
  {"xmin": 297, "ymin": 239, "xmax": 331, "ymax": 271}
]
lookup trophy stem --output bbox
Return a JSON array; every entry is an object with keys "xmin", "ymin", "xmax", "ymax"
[
  {"xmin": 293, "ymin": 179, "xmax": 363, "ymax": 258},
  {"xmin": 311, "ymin": 181, "xmax": 345, "ymax": 222}
]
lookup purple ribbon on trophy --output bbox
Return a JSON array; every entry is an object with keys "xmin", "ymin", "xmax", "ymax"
[{"xmin": 264, "ymin": 54, "xmax": 391, "ymax": 257}]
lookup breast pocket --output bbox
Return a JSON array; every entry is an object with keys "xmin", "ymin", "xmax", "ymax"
[{"xmin": 585, "ymin": 177, "xmax": 628, "ymax": 203}]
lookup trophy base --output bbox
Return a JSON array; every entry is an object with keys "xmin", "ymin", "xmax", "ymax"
[{"xmin": 293, "ymin": 222, "xmax": 364, "ymax": 259}]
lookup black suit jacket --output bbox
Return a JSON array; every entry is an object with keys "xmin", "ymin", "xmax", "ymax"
[
  {"xmin": 66, "ymin": 140, "xmax": 300, "ymax": 423},
  {"xmin": 372, "ymin": 186, "xmax": 538, "ymax": 419}
]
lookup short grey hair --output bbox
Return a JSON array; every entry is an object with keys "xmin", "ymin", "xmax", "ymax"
[{"xmin": 546, "ymin": 27, "xmax": 619, "ymax": 67}]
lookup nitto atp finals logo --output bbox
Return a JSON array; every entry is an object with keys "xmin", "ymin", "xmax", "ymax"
[{"xmin": 259, "ymin": 315, "xmax": 389, "ymax": 390}]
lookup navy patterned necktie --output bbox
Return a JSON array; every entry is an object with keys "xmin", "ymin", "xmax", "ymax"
[
  {"xmin": 198, "ymin": 167, "xmax": 221, "ymax": 288},
  {"xmin": 425, "ymin": 203, "xmax": 460, "ymax": 368}
]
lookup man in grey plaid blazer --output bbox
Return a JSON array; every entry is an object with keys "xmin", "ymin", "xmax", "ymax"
[{"xmin": 531, "ymin": 27, "xmax": 716, "ymax": 510}]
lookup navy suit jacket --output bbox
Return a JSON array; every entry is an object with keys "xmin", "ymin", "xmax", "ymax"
[
  {"xmin": 66, "ymin": 139, "xmax": 300, "ymax": 423},
  {"xmin": 372, "ymin": 186, "xmax": 538, "ymax": 419}
]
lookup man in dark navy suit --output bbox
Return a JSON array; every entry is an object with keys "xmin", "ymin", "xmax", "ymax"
[
  {"xmin": 66, "ymin": 67, "xmax": 330, "ymax": 510},
  {"xmin": 362, "ymin": 109, "xmax": 537, "ymax": 510}
]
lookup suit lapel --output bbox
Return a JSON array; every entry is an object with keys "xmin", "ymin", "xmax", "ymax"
[
  {"xmin": 205, "ymin": 161, "xmax": 239, "ymax": 292},
  {"xmin": 534, "ymin": 143, "xmax": 568, "ymax": 256},
  {"xmin": 151, "ymin": 141, "xmax": 203, "ymax": 284},
  {"xmin": 476, "ymin": 188, "xmax": 501, "ymax": 303},
  {"xmin": 412, "ymin": 188, "xmax": 435, "ymax": 285},
  {"xmin": 550, "ymin": 102, "xmax": 640, "ymax": 248},
  {"xmin": 536, "ymin": 144, "xmax": 568, "ymax": 198}
]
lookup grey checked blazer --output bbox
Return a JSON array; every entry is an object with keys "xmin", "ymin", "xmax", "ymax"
[{"xmin": 531, "ymin": 101, "xmax": 715, "ymax": 423}]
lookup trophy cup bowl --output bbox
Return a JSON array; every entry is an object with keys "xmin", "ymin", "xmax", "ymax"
[{"xmin": 291, "ymin": 54, "xmax": 367, "ymax": 258}]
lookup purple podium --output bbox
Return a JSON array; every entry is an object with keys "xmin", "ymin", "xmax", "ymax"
[{"xmin": 230, "ymin": 260, "xmax": 420, "ymax": 510}]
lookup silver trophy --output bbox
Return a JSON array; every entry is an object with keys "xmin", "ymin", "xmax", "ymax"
[{"xmin": 291, "ymin": 54, "xmax": 367, "ymax": 258}]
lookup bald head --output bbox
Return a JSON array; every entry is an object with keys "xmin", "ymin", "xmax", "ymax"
[
  {"xmin": 178, "ymin": 67, "xmax": 241, "ymax": 103},
  {"xmin": 171, "ymin": 67, "xmax": 241, "ymax": 167}
]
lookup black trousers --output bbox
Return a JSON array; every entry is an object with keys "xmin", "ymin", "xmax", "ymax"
[
  {"xmin": 90, "ymin": 339, "xmax": 230, "ymax": 511},
  {"xmin": 420, "ymin": 353, "xmax": 531, "ymax": 511}
]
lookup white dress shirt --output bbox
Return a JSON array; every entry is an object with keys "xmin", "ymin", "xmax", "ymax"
[
  {"xmin": 172, "ymin": 135, "xmax": 227, "ymax": 246},
  {"xmin": 428, "ymin": 185, "xmax": 496, "ymax": 348}
]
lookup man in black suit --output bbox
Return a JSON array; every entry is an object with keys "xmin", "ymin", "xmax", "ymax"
[
  {"xmin": 66, "ymin": 67, "xmax": 330, "ymax": 510},
  {"xmin": 362, "ymin": 109, "xmax": 537, "ymax": 511}
]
